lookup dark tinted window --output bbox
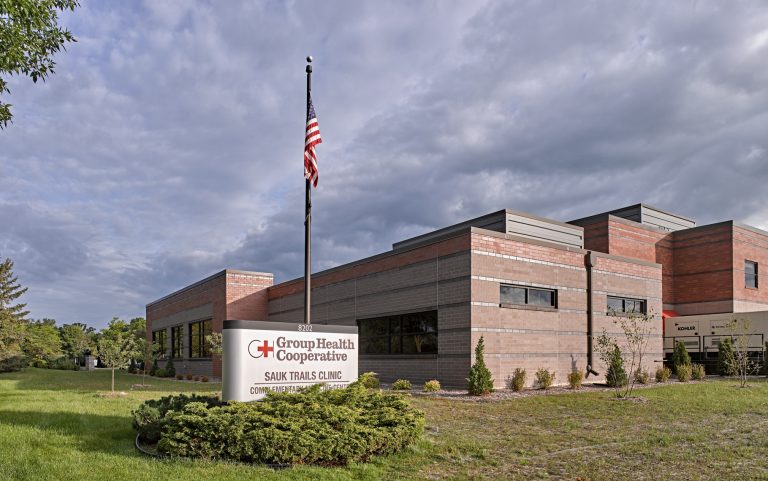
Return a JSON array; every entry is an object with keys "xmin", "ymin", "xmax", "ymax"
[
  {"xmin": 500, "ymin": 284, "xmax": 557, "ymax": 308},
  {"xmin": 746, "ymin": 260, "xmax": 758, "ymax": 288},
  {"xmin": 358, "ymin": 311, "xmax": 437, "ymax": 355},
  {"xmin": 607, "ymin": 296, "xmax": 646, "ymax": 314},
  {"xmin": 500, "ymin": 285, "xmax": 526, "ymax": 304},
  {"xmin": 189, "ymin": 319, "xmax": 212, "ymax": 358},
  {"xmin": 152, "ymin": 329, "xmax": 167, "ymax": 359},
  {"xmin": 171, "ymin": 325, "xmax": 183, "ymax": 358}
]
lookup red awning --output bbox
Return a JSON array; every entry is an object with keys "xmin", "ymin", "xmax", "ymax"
[{"xmin": 662, "ymin": 310, "xmax": 679, "ymax": 319}]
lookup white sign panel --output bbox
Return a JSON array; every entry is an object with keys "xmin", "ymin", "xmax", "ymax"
[{"xmin": 223, "ymin": 319, "xmax": 358, "ymax": 402}]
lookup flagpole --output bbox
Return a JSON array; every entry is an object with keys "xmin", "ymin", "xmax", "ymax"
[{"xmin": 304, "ymin": 56, "xmax": 312, "ymax": 325}]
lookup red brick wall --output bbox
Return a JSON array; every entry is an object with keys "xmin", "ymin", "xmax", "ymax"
[
  {"xmin": 580, "ymin": 217, "xmax": 675, "ymax": 305},
  {"xmin": 146, "ymin": 270, "xmax": 273, "ymax": 378},
  {"xmin": 732, "ymin": 226, "xmax": 768, "ymax": 309},
  {"xmin": 671, "ymin": 224, "xmax": 734, "ymax": 307}
]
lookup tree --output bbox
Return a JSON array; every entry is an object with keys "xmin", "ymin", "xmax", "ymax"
[
  {"xmin": 672, "ymin": 341, "xmax": 691, "ymax": 374},
  {"xmin": 597, "ymin": 310, "xmax": 655, "ymax": 398},
  {"xmin": 134, "ymin": 338, "xmax": 159, "ymax": 386},
  {"xmin": 59, "ymin": 323, "xmax": 93, "ymax": 365},
  {"xmin": 467, "ymin": 336, "xmax": 494, "ymax": 395},
  {"xmin": 22, "ymin": 320, "xmax": 62, "ymax": 365},
  {"xmin": 98, "ymin": 328, "xmax": 136, "ymax": 392},
  {"xmin": 0, "ymin": 258, "xmax": 29, "ymax": 371},
  {"xmin": 717, "ymin": 337, "xmax": 737, "ymax": 376},
  {"xmin": 726, "ymin": 318, "xmax": 759, "ymax": 388},
  {"xmin": 0, "ymin": 0, "xmax": 79, "ymax": 128}
]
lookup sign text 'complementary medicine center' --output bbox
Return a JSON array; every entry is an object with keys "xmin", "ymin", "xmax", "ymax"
[{"xmin": 222, "ymin": 320, "xmax": 359, "ymax": 402}]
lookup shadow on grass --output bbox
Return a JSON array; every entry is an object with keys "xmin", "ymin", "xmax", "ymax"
[
  {"xmin": 0, "ymin": 408, "xmax": 141, "ymax": 458},
  {"xmin": 2, "ymin": 368, "xmax": 221, "ymax": 394}
]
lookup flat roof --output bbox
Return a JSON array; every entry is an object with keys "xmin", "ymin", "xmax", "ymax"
[{"xmin": 146, "ymin": 269, "xmax": 273, "ymax": 308}]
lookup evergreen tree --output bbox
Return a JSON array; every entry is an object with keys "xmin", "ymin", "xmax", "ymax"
[
  {"xmin": 717, "ymin": 337, "xmax": 737, "ymax": 376},
  {"xmin": 0, "ymin": 258, "xmax": 29, "ymax": 371},
  {"xmin": 605, "ymin": 344, "xmax": 628, "ymax": 388},
  {"xmin": 672, "ymin": 341, "xmax": 691, "ymax": 374},
  {"xmin": 165, "ymin": 356, "xmax": 176, "ymax": 377},
  {"xmin": 467, "ymin": 336, "xmax": 494, "ymax": 395}
]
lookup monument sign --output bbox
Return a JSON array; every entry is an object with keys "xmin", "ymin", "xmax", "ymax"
[{"xmin": 223, "ymin": 319, "xmax": 358, "ymax": 402}]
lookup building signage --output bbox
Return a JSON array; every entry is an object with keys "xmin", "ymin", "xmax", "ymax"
[{"xmin": 222, "ymin": 319, "xmax": 358, "ymax": 402}]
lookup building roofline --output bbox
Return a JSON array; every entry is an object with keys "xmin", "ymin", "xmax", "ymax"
[
  {"xmin": 568, "ymin": 203, "xmax": 696, "ymax": 226},
  {"xmin": 146, "ymin": 269, "xmax": 273, "ymax": 308}
]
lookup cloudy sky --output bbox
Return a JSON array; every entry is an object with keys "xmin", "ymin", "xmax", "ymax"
[{"xmin": 2, "ymin": 1, "xmax": 767, "ymax": 328}]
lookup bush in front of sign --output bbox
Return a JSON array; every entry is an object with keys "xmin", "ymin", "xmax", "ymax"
[
  {"xmin": 146, "ymin": 384, "xmax": 425, "ymax": 465},
  {"xmin": 132, "ymin": 393, "xmax": 222, "ymax": 444},
  {"xmin": 354, "ymin": 371, "xmax": 380, "ymax": 389}
]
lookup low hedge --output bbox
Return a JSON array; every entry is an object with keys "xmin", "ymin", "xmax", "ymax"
[{"xmin": 133, "ymin": 384, "xmax": 425, "ymax": 466}]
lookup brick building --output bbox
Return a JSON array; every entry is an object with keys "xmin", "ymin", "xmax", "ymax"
[{"xmin": 146, "ymin": 203, "xmax": 768, "ymax": 386}]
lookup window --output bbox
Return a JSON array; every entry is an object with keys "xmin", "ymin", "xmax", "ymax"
[
  {"xmin": 607, "ymin": 296, "xmax": 646, "ymax": 314},
  {"xmin": 746, "ymin": 260, "xmax": 758, "ymax": 289},
  {"xmin": 152, "ymin": 329, "xmax": 167, "ymax": 359},
  {"xmin": 171, "ymin": 325, "xmax": 183, "ymax": 358},
  {"xmin": 358, "ymin": 311, "xmax": 437, "ymax": 355},
  {"xmin": 500, "ymin": 284, "xmax": 557, "ymax": 308},
  {"xmin": 189, "ymin": 319, "xmax": 212, "ymax": 358}
]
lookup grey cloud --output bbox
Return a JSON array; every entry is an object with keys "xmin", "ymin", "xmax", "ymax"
[{"xmin": 1, "ymin": 0, "xmax": 767, "ymax": 327}]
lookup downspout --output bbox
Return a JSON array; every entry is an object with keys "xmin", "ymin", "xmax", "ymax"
[{"xmin": 585, "ymin": 251, "xmax": 599, "ymax": 377}]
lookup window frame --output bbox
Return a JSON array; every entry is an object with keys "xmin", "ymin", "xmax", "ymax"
[
  {"xmin": 188, "ymin": 319, "xmax": 212, "ymax": 359},
  {"xmin": 745, "ymin": 260, "xmax": 758, "ymax": 289},
  {"xmin": 499, "ymin": 284, "xmax": 558, "ymax": 309},
  {"xmin": 357, "ymin": 310, "xmax": 438, "ymax": 356},
  {"xmin": 171, "ymin": 325, "xmax": 183, "ymax": 359},
  {"xmin": 606, "ymin": 295, "xmax": 647, "ymax": 315},
  {"xmin": 152, "ymin": 329, "xmax": 167, "ymax": 359}
]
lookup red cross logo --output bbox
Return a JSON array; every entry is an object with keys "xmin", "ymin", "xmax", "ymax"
[
  {"xmin": 248, "ymin": 339, "xmax": 275, "ymax": 359},
  {"xmin": 257, "ymin": 340, "xmax": 274, "ymax": 358}
]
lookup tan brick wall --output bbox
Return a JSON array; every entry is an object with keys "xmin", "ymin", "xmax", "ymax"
[{"xmin": 470, "ymin": 231, "xmax": 663, "ymax": 388}]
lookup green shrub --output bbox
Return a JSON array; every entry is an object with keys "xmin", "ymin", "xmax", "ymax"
[
  {"xmin": 48, "ymin": 357, "xmax": 78, "ymax": 371},
  {"xmin": 655, "ymin": 366, "xmax": 671, "ymax": 382},
  {"xmin": 392, "ymin": 379, "xmax": 412, "ymax": 390},
  {"xmin": 605, "ymin": 345, "xmax": 628, "ymax": 388},
  {"xmin": 535, "ymin": 368, "xmax": 555, "ymax": 389},
  {"xmin": 132, "ymin": 393, "xmax": 222, "ymax": 444},
  {"xmin": 634, "ymin": 369, "xmax": 650, "ymax": 384},
  {"xmin": 423, "ymin": 380, "xmax": 440, "ymax": 392},
  {"xmin": 717, "ymin": 338, "xmax": 737, "ymax": 376},
  {"xmin": 150, "ymin": 358, "xmax": 159, "ymax": 376},
  {"xmin": 138, "ymin": 384, "xmax": 425, "ymax": 465},
  {"xmin": 201, "ymin": 376, "xmax": 209, "ymax": 382},
  {"xmin": 128, "ymin": 359, "xmax": 138, "ymax": 374},
  {"xmin": 676, "ymin": 364, "xmax": 692, "ymax": 382},
  {"xmin": 691, "ymin": 363, "xmax": 706, "ymax": 381},
  {"xmin": 0, "ymin": 351, "xmax": 26, "ymax": 372},
  {"xmin": 185, "ymin": 373, "xmax": 193, "ymax": 381},
  {"xmin": 467, "ymin": 336, "xmax": 494, "ymax": 395},
  {"xmin": 567, "ymin": 369, "xmax": 583, "ymax": 390},
  {"xmin": 155, "ymin": 367, "xmax": 167, "ymax": 378},
  {"xmin": 506, "ymin": 368, "xmax": 526, "ymax": 392},
  {"xmin": 355, "ymin": 372, "xmax": 380, "ymax": 389},
  {"xmin": 175, "ymin": 374, "xmax": 183, "ymax": 380},
  {"xmin": 672, "ymin": 341, "xmax": 691, "ymax": 374},
  {"xmin": 165, "ymin": 357, "xmax": 175, "ymax": 377}
]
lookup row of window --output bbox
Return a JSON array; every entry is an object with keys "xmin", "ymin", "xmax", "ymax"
[
  {"xmin": 153, "ymin": 319, "xmax": 212, "ymax": 359},
  {"xmin": 499, "ymin": 284, "xmax": 647, "ymax": 314}
]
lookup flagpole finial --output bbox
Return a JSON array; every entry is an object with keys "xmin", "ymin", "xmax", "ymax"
[{"xmin": 306, "ymin": 55, "xmax": 313, "ymax": 63}]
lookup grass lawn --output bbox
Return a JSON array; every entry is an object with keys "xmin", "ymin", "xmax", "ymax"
[{"xmin": 0, "ymin": 369, "xmax": 767, "ymax": 480}]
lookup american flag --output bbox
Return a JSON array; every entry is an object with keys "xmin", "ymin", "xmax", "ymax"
[{"xmin": 304, "ymin": 96, "xmax": 322, "ymax": 187}]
